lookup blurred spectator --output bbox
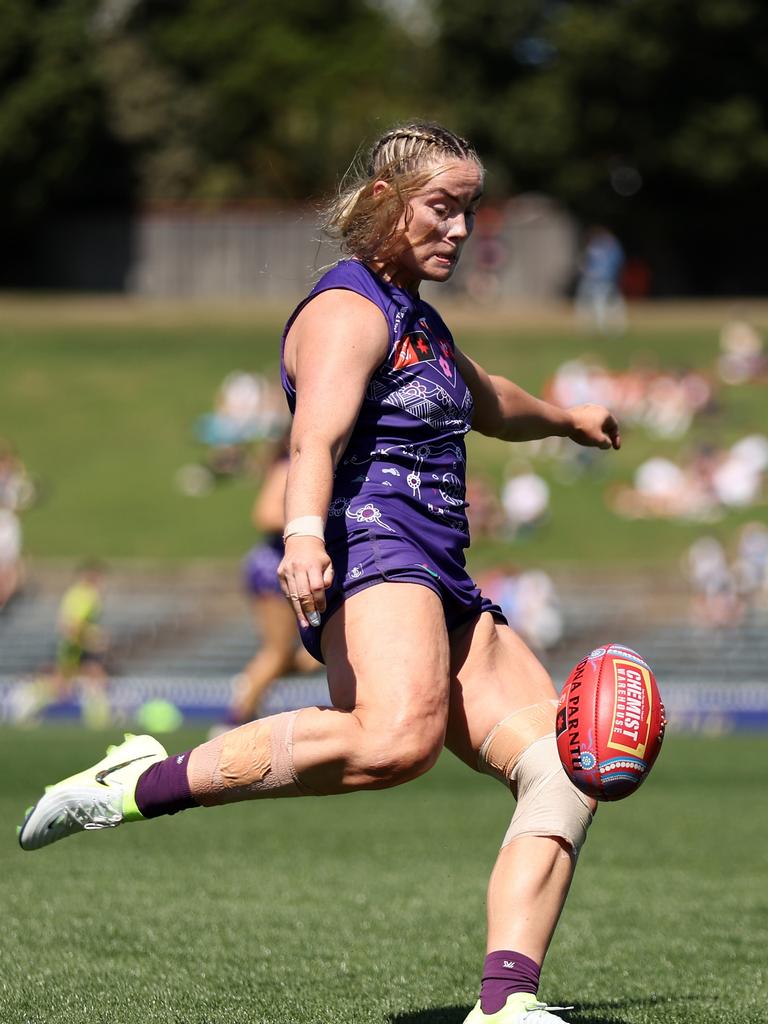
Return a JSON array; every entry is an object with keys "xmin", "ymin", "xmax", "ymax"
[
  {"xmin": 717, "ymin": 319, "xmax": 766, "ymax": 385},
  {"xmin": 0, "ymin": 439, "xmax": 33, "ymax": 509},
  {"xmin": 609, "ymin": 456, "xmax": 712, "ymax": 521},
  {"xmin": 0, "ymin": 507, "xmax": 23, "ymax": 610},
  {"xmin": 545, "ymin": 356, "xmax": 714, "ymax": 443},
  {"xmin": 178, "ymin": 372, "xmax": 289, "ymax": 493},
  {"xmin": 465, "ymin": 207, "xmax": 508, "ymax": 303},
  {"xmin": 481, "ymin": 567, "xmax": 563, "ymax": 652},
  {"xmin": 574, "ymin": 225, "xmax": 626, "ymax": 335},
  {"xmin": 210, "ymin": 435, "xmax": 321, "ymax": 737},
  {"xmin": 733, "ymin": 521, "xmax": 768, "ymax": 606},
  {"xmin": 712, "ymin": 434, "xmax": 768, "ymax": 510},
  {"xmin": 500, "ymin": 466, "xmax": 550, "ymax": 538},
  {"xmin": 684, "ymin": 536, "xmax": 743, "ymax": 629},
  {"xmin": 53, "ymin": 560, "xmax": 111, "ymax": 727},
  {"xmin": 0, "ymin": 439, "xmax": 34, "ymax": 610},
  {"xmin": 199, "ymin": 370, "xmax": 286, "ymax": 447},
  {"xmin": 465, "ymin": 473, "xmax": 504, "ymax": 539},
  {"xmin": 608, "ymin": 434, "xmax": 767, "ymax": 523}
]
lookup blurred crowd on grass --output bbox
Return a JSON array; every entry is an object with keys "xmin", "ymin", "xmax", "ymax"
[
  {"xmin": 166, "ymin": 309, "xmax": 768, "ymax": 652},
  {"xmin": 3, "ymin": 307, "xmax": 765, "ymax": 691}
]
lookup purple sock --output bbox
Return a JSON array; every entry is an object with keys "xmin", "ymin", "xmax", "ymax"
[
  {"xmin": 134, "ymin": 751, "xmax": 199, "ymax": 819},
  {"xmin": 480, "ymin": 950, "xmax": 540, "ymax": 1014}
]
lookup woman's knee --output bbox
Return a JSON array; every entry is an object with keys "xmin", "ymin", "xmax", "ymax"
[{"xmin": 354, "ymin": 714, "xmax": 445, "ymax": 788}]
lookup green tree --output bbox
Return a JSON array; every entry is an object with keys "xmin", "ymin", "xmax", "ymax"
[
  {"xmin": 0, "ymin": 0, "xmax": 131, "ymax": 227},
  {"xmin": 433, "ymin": 0, "xmax": 768, "ymax": 292},
  {"xmin": 112, "ymin": 0, "xmax": 430, "ymax": 202}
]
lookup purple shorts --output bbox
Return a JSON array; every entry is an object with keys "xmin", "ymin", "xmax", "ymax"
[
  {"xmin": 299, "ymin": 529, "xmax": 507, "ymax": 663},
  {"xmin": 242, "ymin": 538, "xmax": 284, "ymax": 597}
]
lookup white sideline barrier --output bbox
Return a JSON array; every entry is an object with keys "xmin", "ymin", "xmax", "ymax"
[{"xmin": 1, "ymin": 677, "xmax": 767, "ymax": 732}]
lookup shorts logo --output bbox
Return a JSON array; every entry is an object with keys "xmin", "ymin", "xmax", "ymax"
[{"xmin": 608, "ymin": 659, "xmax": 652, "ymax": 757}]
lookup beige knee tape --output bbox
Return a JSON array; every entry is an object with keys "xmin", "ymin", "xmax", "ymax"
[
  {"xmin": 502, "ymin": 734, "xmax": 593, "ymax": 855},
  {"xmin": 188, "ymin": 710, "xmax": 310, "ymax": 806},
  {"xmin": 478, "ymin": 699, "xmax": 558, "ymax": 783}
]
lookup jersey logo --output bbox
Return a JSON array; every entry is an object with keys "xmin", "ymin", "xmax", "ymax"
[
  {"xmin": 393, "ymin": 331, "xmax": 435, "ymax": 369},
  {"xmin": 392, "ymin": 325, "xmax": 456, "ymax": 386}
]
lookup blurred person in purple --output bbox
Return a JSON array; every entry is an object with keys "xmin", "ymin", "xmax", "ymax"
[{"xmin": 216, "ymin": 435, "xmax": 321, "ymax": 733}]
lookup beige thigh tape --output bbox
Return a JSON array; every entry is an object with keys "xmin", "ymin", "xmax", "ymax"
[
  {"xmin": 188, "ymin": 710, "xmax": 308, "ymax": 806},
  {"xmin": 478, "ymin": 699, "xmax": 558, "ymax": 784},
  {"xmin": 501, "ymin": 734, "xmax": 593, "ymax": 855}
]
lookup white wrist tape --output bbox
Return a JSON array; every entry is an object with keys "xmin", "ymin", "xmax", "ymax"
[{"xmin": 283, "ymin": 515, "xmax": 325, "ymax": 542}]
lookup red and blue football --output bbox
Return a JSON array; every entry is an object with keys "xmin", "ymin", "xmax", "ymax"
[{"xmin": 556, "ymin": 643, "xmax": 666, "ymax": 801}]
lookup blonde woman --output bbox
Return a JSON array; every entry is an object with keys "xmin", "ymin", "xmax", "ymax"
[{"xmin": 20, "ymin": 122, "xmax": 620, "ymax": 1024}]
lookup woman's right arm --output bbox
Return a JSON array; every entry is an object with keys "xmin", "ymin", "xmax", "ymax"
[{"xmin": 279, "ymin": 288, "xmax": 389, "ymax": 628}]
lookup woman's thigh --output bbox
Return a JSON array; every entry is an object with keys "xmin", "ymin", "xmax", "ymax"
[
  {"xmin": 446, "ymin": 611, "xmax": 558, "ymax": 767},
  {"xmin": 252, "ymin": 592, "xmax": 300, "ymax": 650},
  {"xmin": 322, "ymin": 581, "xmax": 451, "ymax": 739}
]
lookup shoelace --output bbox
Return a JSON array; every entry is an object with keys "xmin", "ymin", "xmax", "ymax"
[
  {"xmin": 523, "ymin": 1003, "xmax": 575, "ymax": 1018},
  {"xmin": 59, "ymin": 797, "xmax": 122, "ymax": 831}
]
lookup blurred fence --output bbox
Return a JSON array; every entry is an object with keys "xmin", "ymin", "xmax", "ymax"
[
  {"xmin": 22, "ymin": 194, "xmax": 577, "ymax": 300},
  {"xmin": 1, "ymin": 570, "xmax": 767, "ymax": 731}
]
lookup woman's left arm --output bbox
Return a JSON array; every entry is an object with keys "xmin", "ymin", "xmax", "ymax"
[{"xmin": 455, "ymin": 347, "xmax": 621, "ymax": 450}]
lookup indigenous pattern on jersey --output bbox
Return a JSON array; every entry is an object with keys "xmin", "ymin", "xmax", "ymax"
[{"xmin": 280, "ymin": 259, "xmax": 474, "ymax": 568}]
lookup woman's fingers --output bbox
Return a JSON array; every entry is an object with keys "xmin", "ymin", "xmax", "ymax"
[
  {"xmin": 569, "ymin": 404, "xmax": 621, "ymax": 450},
  {"xmin": 278, "ymin": 536, "xmax": 333, "ymax": 629}
]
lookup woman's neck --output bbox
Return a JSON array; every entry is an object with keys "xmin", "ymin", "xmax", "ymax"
[{"xmin": 363, "ymin": 257, "xmax": 421, "ymax": 297}]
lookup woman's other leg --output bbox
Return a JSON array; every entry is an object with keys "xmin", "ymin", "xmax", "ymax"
[{"xmin": 446, "ymin": 613, "xmax": 594, "ymax": 1009}]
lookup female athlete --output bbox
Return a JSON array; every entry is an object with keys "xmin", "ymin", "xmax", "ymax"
[{"xmin": 19, "ymin": 122, "xmax": 620, "ymax": 1024}]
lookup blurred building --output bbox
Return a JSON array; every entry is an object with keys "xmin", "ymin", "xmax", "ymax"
[{"xmin": 16, "ymin": 195, "xmax": 577, "ymax": 302}]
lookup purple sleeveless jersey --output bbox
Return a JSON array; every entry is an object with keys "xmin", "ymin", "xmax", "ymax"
[{"xmin": 280, "ymin": 259, "xmax": 505, "ymax": 660}]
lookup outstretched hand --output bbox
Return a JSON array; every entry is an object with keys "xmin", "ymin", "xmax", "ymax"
[{"xmin": 567, "ymin": 403, "xmax": 621, "ymax": 450}]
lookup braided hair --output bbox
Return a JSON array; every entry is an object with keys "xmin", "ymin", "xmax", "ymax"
[
  {"xmin": 367, "ymin": 122, "xmax": 477, "ymax": 177},
  {"xmin": 323, "ymin": 121, "xmax": 482, "ymax": 266}
]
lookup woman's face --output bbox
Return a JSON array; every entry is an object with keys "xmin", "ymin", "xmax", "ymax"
[{"xmin": 377, "ymin": 159, "xmax": 484, "ymax": 292}]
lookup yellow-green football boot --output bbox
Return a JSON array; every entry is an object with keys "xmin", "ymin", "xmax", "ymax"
[
  {"xmin": 463, "ymin": 993, "xmax": 574, "ymax": 1024},
  {"xmin": 18, "ymin": 733, "xmax": 167, "ymax": 851}
]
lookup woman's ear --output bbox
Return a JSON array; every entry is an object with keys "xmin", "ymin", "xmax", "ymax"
[{"xmin": 372, "ymin": 179, "xmax": 390, "ymax": 199}]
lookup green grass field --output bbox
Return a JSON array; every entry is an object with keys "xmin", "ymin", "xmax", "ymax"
[
  {"xmin": 1, "ymin": 727, "xmax": 766, "ymax": 1024},
  {"xmin": 2, "ymin": 314, "xmax": 765, "ymax": 572}
]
